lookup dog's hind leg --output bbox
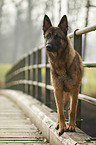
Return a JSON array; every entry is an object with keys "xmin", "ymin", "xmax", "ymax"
[{"xmin": 63, "ymin": 92, "xmax": 70, "ymax": 108}]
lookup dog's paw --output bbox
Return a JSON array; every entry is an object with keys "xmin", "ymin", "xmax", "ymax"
[
  {"xmin": 55, "ymin": 124, "xmax": 59, "ymax": 130},
  {"xmin": 58, "ymin": 126, "xmax": 67, "ymax": 136},
  {"xmin": 67, "ymin": 125, "xmax": 76, "ymax": 132},
  {"xmin": 58, "ymin": 128, "xmax": 64, "ymax": 136}
]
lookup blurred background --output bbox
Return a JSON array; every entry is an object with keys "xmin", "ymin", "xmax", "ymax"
[
  {"xmin": 0, "ymin": 0, "xmax": 96, "ymax": 92},
  {"xmin": 0, "ymin": 0, "xmax": 96, "ymax": 137}
]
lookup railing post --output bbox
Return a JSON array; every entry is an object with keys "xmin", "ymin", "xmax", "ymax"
[
  {"xmin": 32, "ymin": 51, "xmax": 36, "ymax": 98},
  {"xmin": 74, "ymin": 29, "xmax": 82, "ymax": 56},
  {"xmin": 74, "ymin": 29, "xmax": 82, "ymax": 129},
  {"xmin": 30, "ymin": 52, "xmax": 33, "ymax": 97},
  {"xmin": 45, "ymin": 51, "xmax": 51, "ymax": 107},
  {"xmin": 28, "ymin": 53, "xmax": 31, "ymax": 95},
  {"xmin": 37, "ymin": 49, "xmax": 41, "ymax": 101},
  {"xmin": 23, "ymin": 57, "xmax": 26, "ymax": 93}
]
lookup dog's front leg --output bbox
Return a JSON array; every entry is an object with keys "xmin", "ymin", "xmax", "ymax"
[
  {"xmin": 55, "ymin": 113, "xmax": 59, "ymax": 130},
  {"xmin": 68, "ymin": 89, "xmax": 79, "ymax": 132},
  {"xmin": 54, "ymin": 89, "xmax": 66, "ymax": 136}
]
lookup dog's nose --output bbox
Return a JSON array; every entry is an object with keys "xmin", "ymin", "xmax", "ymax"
[{"xmin": 46, "ymin": 44, "xmax": 52, "ymax": 50}]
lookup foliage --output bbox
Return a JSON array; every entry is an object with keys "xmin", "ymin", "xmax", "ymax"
[
  {"xmin": 0, "ymin": 0, "xmax": 96, "ymax": 64},
  {"xmin": 82, "ymin": 68, "xmax": 96, "ymax": 97},
  {"xmin": 0, "ymin": 64, "xmax": 12, "ymax": 82}
]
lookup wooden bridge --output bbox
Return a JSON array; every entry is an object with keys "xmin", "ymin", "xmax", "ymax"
[
  {"xmin": 0, "ymin": 91, "xmax": 50, "ymax": 145},
  {"xmin": 0, "ymin": 25, "xmax": 96, "ymax": 145}
]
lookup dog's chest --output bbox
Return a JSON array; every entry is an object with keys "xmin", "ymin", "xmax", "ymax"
[{"xmin": 50, "ymin": 60, "xmax": 66, "ymax": 76}]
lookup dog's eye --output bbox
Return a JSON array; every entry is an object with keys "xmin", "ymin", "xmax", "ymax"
[
  {"xmin": 54, "ymin": 34, "xmax": 61, "ymax": 39},
  {"xmin": 46, "ymin": 33, "xmax": 51, "ymax": 39}
]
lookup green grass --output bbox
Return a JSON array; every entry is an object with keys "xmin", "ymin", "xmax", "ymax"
[
  {"xmin": 82, "ymin": 68, "xmax": 96, "ymax": 97},
  {"xmin": 0, "ymin": 63, "xmax": 12, "ymax": 82}
]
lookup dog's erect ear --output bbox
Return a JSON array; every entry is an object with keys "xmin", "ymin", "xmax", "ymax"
[
  {"xmin": 58, "ymin": 15, "xmax": 68, "ymax": 35},
  {"xmin": 43, "ymin": 15, "xmax": 52, "ymax": 34}
]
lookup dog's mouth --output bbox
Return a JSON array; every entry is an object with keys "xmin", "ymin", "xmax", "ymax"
[{"xmin": 46, "ymin": 44, "xmax": 57, "ymax": 52}]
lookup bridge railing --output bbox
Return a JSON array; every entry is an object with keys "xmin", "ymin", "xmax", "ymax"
[{"xmin": 6, "ymin": 24, "xmax": 96, "ymax": 130}]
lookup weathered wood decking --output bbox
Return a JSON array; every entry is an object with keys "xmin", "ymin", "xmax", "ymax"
[
  {"xmin": 0, "ymin": 90, "xmax": 96, "ymax": 145},
  {"xmin": 0, "ymin": 95, "xmax": 50, "ymax": 145}
]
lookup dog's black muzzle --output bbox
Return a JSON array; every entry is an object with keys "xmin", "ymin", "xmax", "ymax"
[{"xmin": 46, "ymin": 43, "xmax": 53, "ymax": 52}]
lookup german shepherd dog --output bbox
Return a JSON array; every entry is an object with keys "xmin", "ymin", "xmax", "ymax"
[{"xmin": 43, "ymin": 15, "xmax": 83, "ymax": 136}]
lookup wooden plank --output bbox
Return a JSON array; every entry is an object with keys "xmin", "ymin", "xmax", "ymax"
[
  {"xmin": 0, "ymin": 95, "xmax": 50, "ymax": 145},
  {"xmin": 0, "ymin": 137, "xmax": 44, "ymax": 141}
]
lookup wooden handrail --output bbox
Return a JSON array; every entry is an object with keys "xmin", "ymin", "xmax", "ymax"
[
  {"xmin": 5, "ymin": 24, "xmax": 96, "ymax": 106},
  {"xmin": 68, "ymin": 24, "xmax": 96, "ymax": 38}
]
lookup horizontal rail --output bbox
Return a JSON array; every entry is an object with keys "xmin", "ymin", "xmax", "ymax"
[
  {"xmin": 83, "ymin": 61, "xmax": 96, "ymax": 67},
  {"xmin": 69, "ymin": 24, "xmax": 96, "ymax": 38},
  {"xmin": 6, "ymin": 80, "xmax": 54, "ymax": 91},
  {"xmin": 7, "ymin": 25, "xmax": 96, "ymax": 70},
  {"xmin": 6, "ymin": 61, "xmax": 96, "ymax": 82},
  {"xmin": 6, "ymin": 79, "xmax": 96, "ymax": 106},
  {"xmin": 78, "ymin": 94, "xmax": 96, "ymax": 106}
]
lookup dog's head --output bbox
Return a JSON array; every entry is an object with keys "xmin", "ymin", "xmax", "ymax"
[{"xmin": 42, "ymin": 15, "xmax": 68, "ymax": 53}]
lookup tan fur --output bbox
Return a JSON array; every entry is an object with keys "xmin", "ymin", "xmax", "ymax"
[{"xmin": 43, "ymin": 15, "xmax": 83, "ymax": 135}]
